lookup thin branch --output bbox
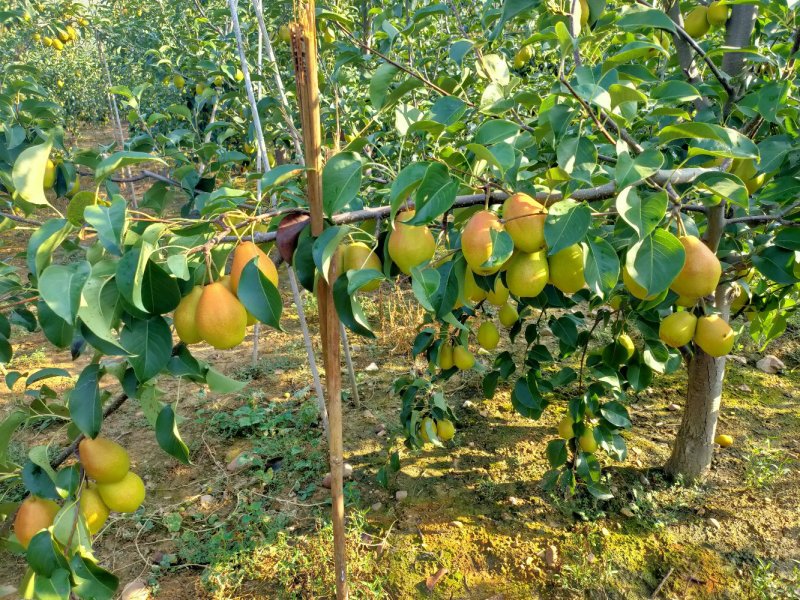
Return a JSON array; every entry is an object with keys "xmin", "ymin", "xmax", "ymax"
[
  {"xmin": 0, "ymin": 212, "xmax": 42, "ymax": 226},
  {"xmin": 560, "ymin": 76, "xmax": 617, "ymax": 145}
]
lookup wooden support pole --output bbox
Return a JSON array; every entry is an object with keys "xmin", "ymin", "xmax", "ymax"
[{"xmin": 291, "ymin": 3, "xmax": 348, "ymax": 597}]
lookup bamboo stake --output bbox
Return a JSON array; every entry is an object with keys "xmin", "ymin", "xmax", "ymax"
[
  {"xmin": 291, "ymin": 3, "xmax": 348, "ymax": 596},
  {"xmin": 340, "ymin": 323, "xmax": 360, "ymax": 408}
]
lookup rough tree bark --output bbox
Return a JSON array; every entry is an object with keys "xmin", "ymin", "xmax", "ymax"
[{"xmin": 665, "ymin": 6, "xmax": 757, "ymax": 482}]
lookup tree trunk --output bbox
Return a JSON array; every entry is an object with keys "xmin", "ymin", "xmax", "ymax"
[{"xmin": 664, "ymin": 351, "xmax": 726, "ymax": 481}]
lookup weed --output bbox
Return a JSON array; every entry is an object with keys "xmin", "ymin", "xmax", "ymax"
[
  {"xmin": 745, "ymin": 440, "xmax": 793, "ymax": 489},
  {"xmin": 749, "ymin": 559, "xmax": 800, "ymax": 599}
]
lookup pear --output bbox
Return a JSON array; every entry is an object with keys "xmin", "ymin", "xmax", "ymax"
[
  {"xmin": 463, "ymin": 269, "xmax": 488, "ymax": 304},
  {"xmin": 579, "ymin": 427, "xmax": 598, "ymax": 453},
  {"xmin": 706, "ymin": 1, "xmax": 729, "ymax": 26},
  {"xmin": 341, "ymin": 242, "xmax": 382, "ymax": 291},
  {"xmin": 79, "ymin": 436, "xmax": 130, "ymax": 483},
  {"xmin": 684, "ymin": 6, "xmax": 710, "ymax": 38},
  {"xmin": 420, "ymin": 417, "xmax": 435, "ymax": 443},
  {"xmin": 453, "ymin": 345, "xmax": 475, "ymax": 370},
  {"xmin": 14, "ymin": 496, "xmax": 60, "ymax": 549},
  {"xmin": 230, "ymin": 241, "xmax": 278, "ymax": 295},
  {"xmin": 195, "ymin": 282, "xmax": 247, "ymax": 349},
  {"xmin": 502, "ymin": 193, "xmax": 547, "ymax": 252},
  {"xmin": 694, "ymin": 315, "xmax": 734, "ymax": 357},
  {"xmin": 80, "ymin": 487, "xmax": 110, "ymax": 534},
  {"xmin": 437, "ymin": 420, "xmax": 456, "ymax": 441},
  {"xmin": 438, "ymin": 342, "xmax": 454, "ymax": 370},
  {"xmin": 623, "ymin": 266, "xmax": 657, "ymax": 300},
  {"xmin": 731, "ymin": 158, "xmax": 767, "ymax": 194},
  {"xmin": 670, "ymin": 236, "xmax": 721, "ymax": 299},
  {"xmin": 43, "ymin": 159, "xmax": 56, "ymax": 189},
  {"xmin": 548, "ymin": 244, "xmax": 585, "ymax": 294},
  {"xmin": 461, "ymin": 210, "xmax": 509, "ymax": 275},
  {"xmin": 173, "ymin": 286, "xmax": 204, "ymax": 344},
  {"xmin": 558, "ymin": 415, "xmax": 575, "ymax": 439},
  {"xmin": 486, "ymin": 277, "xmax": 510, "ymax": 306},
  {"xmin": 715, "ymin": 434, "xmax": 733, "ymax": 447},
  {"xmin": 388, "ymin": 210, "xmax": 436, "ymax": 274},
  {"xmin": 513, "ymin": 45, "xmax": 533, "ymax": 69},
  {"xmin": 499, "ymin": 302, "xmax": 519, "ymax": 327},
  {"xmin": 659, "ymin": 312, "xmax": 698, "ymax": 348},
  {"xmin": 96, "ymin": 471, "xmax": 145, "ymax": 513},
  {"xmin": 505, "ymin": 250, "xmax": 549, "ymax": 298},
  {"xmin": 477, "ymin": 322, "xmax": 500, "ymax": 350}
]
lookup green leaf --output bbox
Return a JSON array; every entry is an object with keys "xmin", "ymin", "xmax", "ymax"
[
  {"xmin": 752, "ymin": 246, "xmax": 798, "ymax": 285},
  {"xmin": 12, "ymin": 137, "xmax": 53, "ymax": 206},
  {"xmin": 312, "ymin": 225, "xmax": 350, "ymax": 284},
  {"xmin": 601, "ymin": 401, "xmax": 631, "ymax": 428},
  {"xmin": 614, "ymin": 149, "xmax": 663, "ymax": 188},
  {"xmin": 70, "ymin": 554, "xmax": 119, "ymax": 600},
  {"xmin": 545, "ymin": 199, "xmax": 591, "ymax": 255},
  {"xmin": 69, "ymin": 364, "xmax": 102, "ymax": 439},
  {"xmin": 27, "ymin": 531, "xmax": 69, "ymax": 577},
  {"xmin": 0, "ymin": 409, "xmax": 28, "ymax": 467},
  {"xmin": 474, "ymin": 119, "xmax": 519, "ymax": 145},
  {"xmin": 481, "ymin": 229, "xmax": 514, "ymax": 272},
  {"xmin": 692, "ymin": 172, "xmax": 749, "ymax": 208},
  {"xmin": 651, "ymin": 80, "xmax": 702, "ymax": 103},
  {"xmin": 237, "ymin": 259, "xmax": 283, "ymax": 330},
  {"xmin": 37, "ymin": 300, "xmax": 73, "ymax": 349},
  {"xmin": 369, "ymin": 63, "xmax": 399, "ymax": 109},
  {"xmin": 27, "ymin": 219, "xmax": 73, "ymax": 280},
  {"xmin": 205, "ymin": 367, "xmax": 247, "ymax": 393},
  {"xmin": 659, "ymin": 123, "xmax": 759, "ymax": 159},
  {"xmin": 511, "ymin": 376, "xmax": 547, "ymax": 419},
  {"xmin": 120, "ymin": 317, "xmax": 173, "ymax": 382},
  {"xmin": 389, "ymin": 162, "xmax": 430, "ymax": 222},
  {"xmin": 556, "ymin": 136, "xmax": 597, "ymax": 183},
  {"xmin": 332, "ymin": 275, "xmax": 376, "ymax": 338},
  {"xmin": 25, "ymin": 368, "xmax": 71, "ymax": 387},
  {"xmin": 141, "ymin": 260, "xmax": 181, "ymax": 315},
  {"xmin": 22, "ymin": 446, "xmax": 58, "ymax": 499},
  {"xmin": 626, "ymin": 229, "xmax": 686, "ymax": 296},
  {"xmin": 95, "ymin": 151, "xmax": 165, "ymax": 182},
  {"xmin": 616, "ymin": 188, "xmax": 667, "ymax": 238},
  {"xmin": 491, "ymin": 0, "xmax": 536, "ymax": 39},
  {"xmin": 775, "ymin": 229, "xmax": 800, "ymax": 251},
  {"xmin": 407, "ymin": 163, "xmax": 458, "ymax": 225},
  {"xmin": 546, "ymin": 439, "xmax": 568, "ymax": 468},
  {"xmin": 583, "ymin": 237, "xmax": 619, "ymax": 298},
  {"xmin": 260, "ymin": 164, "xmax": 305, "ymax": 189},
  {"xmin": 156, "ymin": 404, "xmax": 190, "ymax": 464},
  {"xmin": 84, "ymin": 197, "xmax": 126, "ymax": 256},
  {"xmin": 322, "ymin": 152, "xmax": 362, "ymax": 218},
  {"xmin": 78, "ymin": 276, "xmax": 127, "ymax": 355},
  {"xmin": 38, "ymin": 261, "xmax": 91, "ymax": 324},
  {"xmin": 410, "ymin": 266, "xmax": 440, "ymax": 312},
  {"xmin": 346, "ymin": 268, "xmax": 385, "ymax": 294},
  {"xmin": 52, "ymin": 500, "xmax": 90, "ymax": 551},
  {"xmin": 617, "ymin": 7, "xmax": 676, "ymax": 32}
]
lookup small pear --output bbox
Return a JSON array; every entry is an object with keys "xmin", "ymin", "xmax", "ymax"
[
  {"xmin": 499, "ymin": 302, "xmax": 519, "ymax": 327},
  {"xmin": 579, "ymin": 427, "xmax": 598, "ymax": 453},
  {"xmin": 230, "ymin": 241, "xmax": 278, "ymax": 295},
  {"xmin": 477, "ymin": 322, "xmax": 500, "ymax": 350},
  {"xmin": 505, "ymin": 250, "xmax": 549, "ymax": 298},
  {"xmin": 438, "ymin": 342, "xmax": 454, "ymax": 370},
  {"xmin": 670, "ymin": 236, "xmax": 721, "ymax": 299}
]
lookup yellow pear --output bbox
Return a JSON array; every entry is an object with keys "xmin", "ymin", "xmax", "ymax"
[
  {"xmin": 453, "ymin": 345, "xmax": 475, "ymax": 370},
  {"xmin": 195, "ymin": 282, "xmax": 247, "ymax": 349},
  {"xmin": 731, "ymin": 283, "xmax": 749, "ymax": 311},
  {"xmin": 96, "ymin": 471, "xmax": 145, "ymax": 513},
  {"xmin": 43, "ymin": 159, "xmax": 56, "ymax": 189},
  {"xmin": 173, "ymin": 74, "xmax": 185, "ymax": 89},
  {"xmin": 558, "ymin": 415, "xmax": 575, "ymax": 439},
  {"xmin": 623, "ymin": 266, "xmax": 657, "ymax": 300},
  {"xmin": 676, "ymin": 294, "xmax": 699, "ymax": 308},
  {"xmin": 694, "ymin": 315, "xmax": 734, "ymax": 357},
  {"xmin": 617, "ymin": 333, "xmax": 635, "ymax": 361},
  {"xmin": 670, "ymin": 236, "xmax": 721, "ymax": 299},
  {"xmin": 579, "ymin": 426, "xmax": 598, "ymax": 453},
  {"xmin": 464, "ymin": 269, "xmax": 488, "ymax": 303},
  {"xmin": 437, "ymin": 419, "xmax": 456, "ymax": 441},
  {"xmin": 230, "ymin": 241, "xmax": 278, "ymax": 295},
  {"xmin": 341, "ymin": 242, "xmax": 382, "ymax": 291},
  {"xmin": 731, "ymin": 158, "xmax": 767, "ymax": 194},
  {"xmin": 502, "ymin": 193, "xmax": 546, "ymax": 252},
  {"xmin": 513, "ymin": 45, "xmax": 533, "ymax": 69},
  {"xmin": 14, "ymin": 496, "xmax": 60, "ymax": 549},
  {"xmin": 659, "ymin": 312, "xmax": 698, "ymax": 348},
  {"xmin": 608, "ymin": 295, "xmax": 623, "ymax": 311},
  {"xmin": 707, "ymin": 1, "xmax": 729, "ymax": 26},
  {"xmin": 579, "ymin": 0, "xmax": 590, "ymax": 26},
  {"xmin": 79, "ymin": 437, "xmax": 130, "ymax": 483},
  {"xmin": 684, "ymin": 6, "xmax": 710, "ymax": 38},
  {"xmin": 548, "ymin": 244, "xmax": 585, "ymax": 294},
  {"xmin": 173, "ymin": 286, "xmax": 204, "ymax": 344},
  {"xmin": 388, "ymin": 210, "xmax": 436, "ymax": 274},
  {"xmin": 505, "ymin": 250, "xmax": 549, "ymax": 298},
  {"xmin": 80, "ymin": 487, "xmax": 110, "ymax": 534},
  {"xmin": 420, "ymin": 417, "xmax": 435, "ymax": 442},
  {"xmin": 461, "ymin": 210, "xmax": 509, "ymax": 275},
  {"xmin": 438, "ymin": 342, "xmax": 454, "ymax": 370},
  {"xmin": 499, "ymin": 302, "xmax": 519, "ymax": 327},
  {"xmin": 715, "ymin": 433, "xmax": 733, "ymax": 447},
  {"xmin": 486, "ymin": 277, "xmax": 509, "ymax": 306},
  {"xmin": 477, "ymin": 322, "xmax": 500, "ymax": 350}
]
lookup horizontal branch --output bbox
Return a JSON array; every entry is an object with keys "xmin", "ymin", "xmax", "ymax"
[{"xmin": 0, "ymin": 212, "xmax": 42, "ymax": 226}]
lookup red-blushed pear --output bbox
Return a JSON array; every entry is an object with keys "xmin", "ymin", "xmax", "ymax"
[
  {"xmin": 79, "ymin": 436, "xmax": 130, "ymax": 483},
  {"xmin": 173, "ymin": 286, "xmax": 203, "ymax": 344},
  {"xmin": 548, "ymin": 244, "xmax": 585, "ymax": 294},
  {"xmin": 502, "ymin": 192, "xmax": 547, "ymax": 253},
  {"xmin": 195, "ymin": 282, "xmax": 247, "ymax": 349},
  {"xmin": 694, "ymin": 315, "xmax": 735, "ymax": 357},
  {"xmin": 80, "ymin": 486, "xmax": 110, "ymax": 535},
  {"xmin": 461, "ymin": 210, "xmax": 509, "ymax": 275},
  {"xmin": 340, "ymin": 242, "xmax": 382, "ymax": 292},
  {"xmin": 387, "ymin": 210, "xmax": 436, "ymax": 274},
  {"xmin": 463, "ymin": 268, "xmax": 488, "ymax": 304},
  {"xmin": 622, "ymin": 266, "xmax": 657, "ymax": 300},
  {"xmin": 230, "ymin": 241, "xmax": 278, "ymax": 295},
  {"xmin": 14, "ymin": 496, "xmax": 60, "ymax": 549},
  {"xmin": 659, "ymin": 311, "xmax": 698, "ymax": 348},
  {"xmin": 505, "ymin": 250, "xmax": 549, "ymax": 298},
  {"xmin": 96, "ymin": 471, "xmax": 146, "ymax": 513},
  {"xmin": 670, "ymin": 236, "xmax": 721, "ymax": 299}
]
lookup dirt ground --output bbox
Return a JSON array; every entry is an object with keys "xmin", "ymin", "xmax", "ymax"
[{"xmin": 0, "ymin": 128, "xmax": 798, "ymax": 599}]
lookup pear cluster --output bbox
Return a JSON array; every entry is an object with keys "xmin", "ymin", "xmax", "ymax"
[
  {"xmin": 419, "ymin": 416, "xmax": 456, "ymax": 443},
  {"xmin": 78, "ymin": 436, "xmax": 145, "ymax": 518},
  {"xmin": 683, "ymin": 2, "xmax": 729, "ymax": 39},
  {"xmin": 37, "ymin": 19, "xmax": 87, "ymax": 51},
  {"xmin": 659, "ymin": 312, "xmax": 735, "ymax": 358},
  {"xmin": 557, "ymin": 415, "xmax": 598, "ymax": 454},
  {"xmin": 174, "ymin": 242, "xmax": 278, "ymax": 350}
]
